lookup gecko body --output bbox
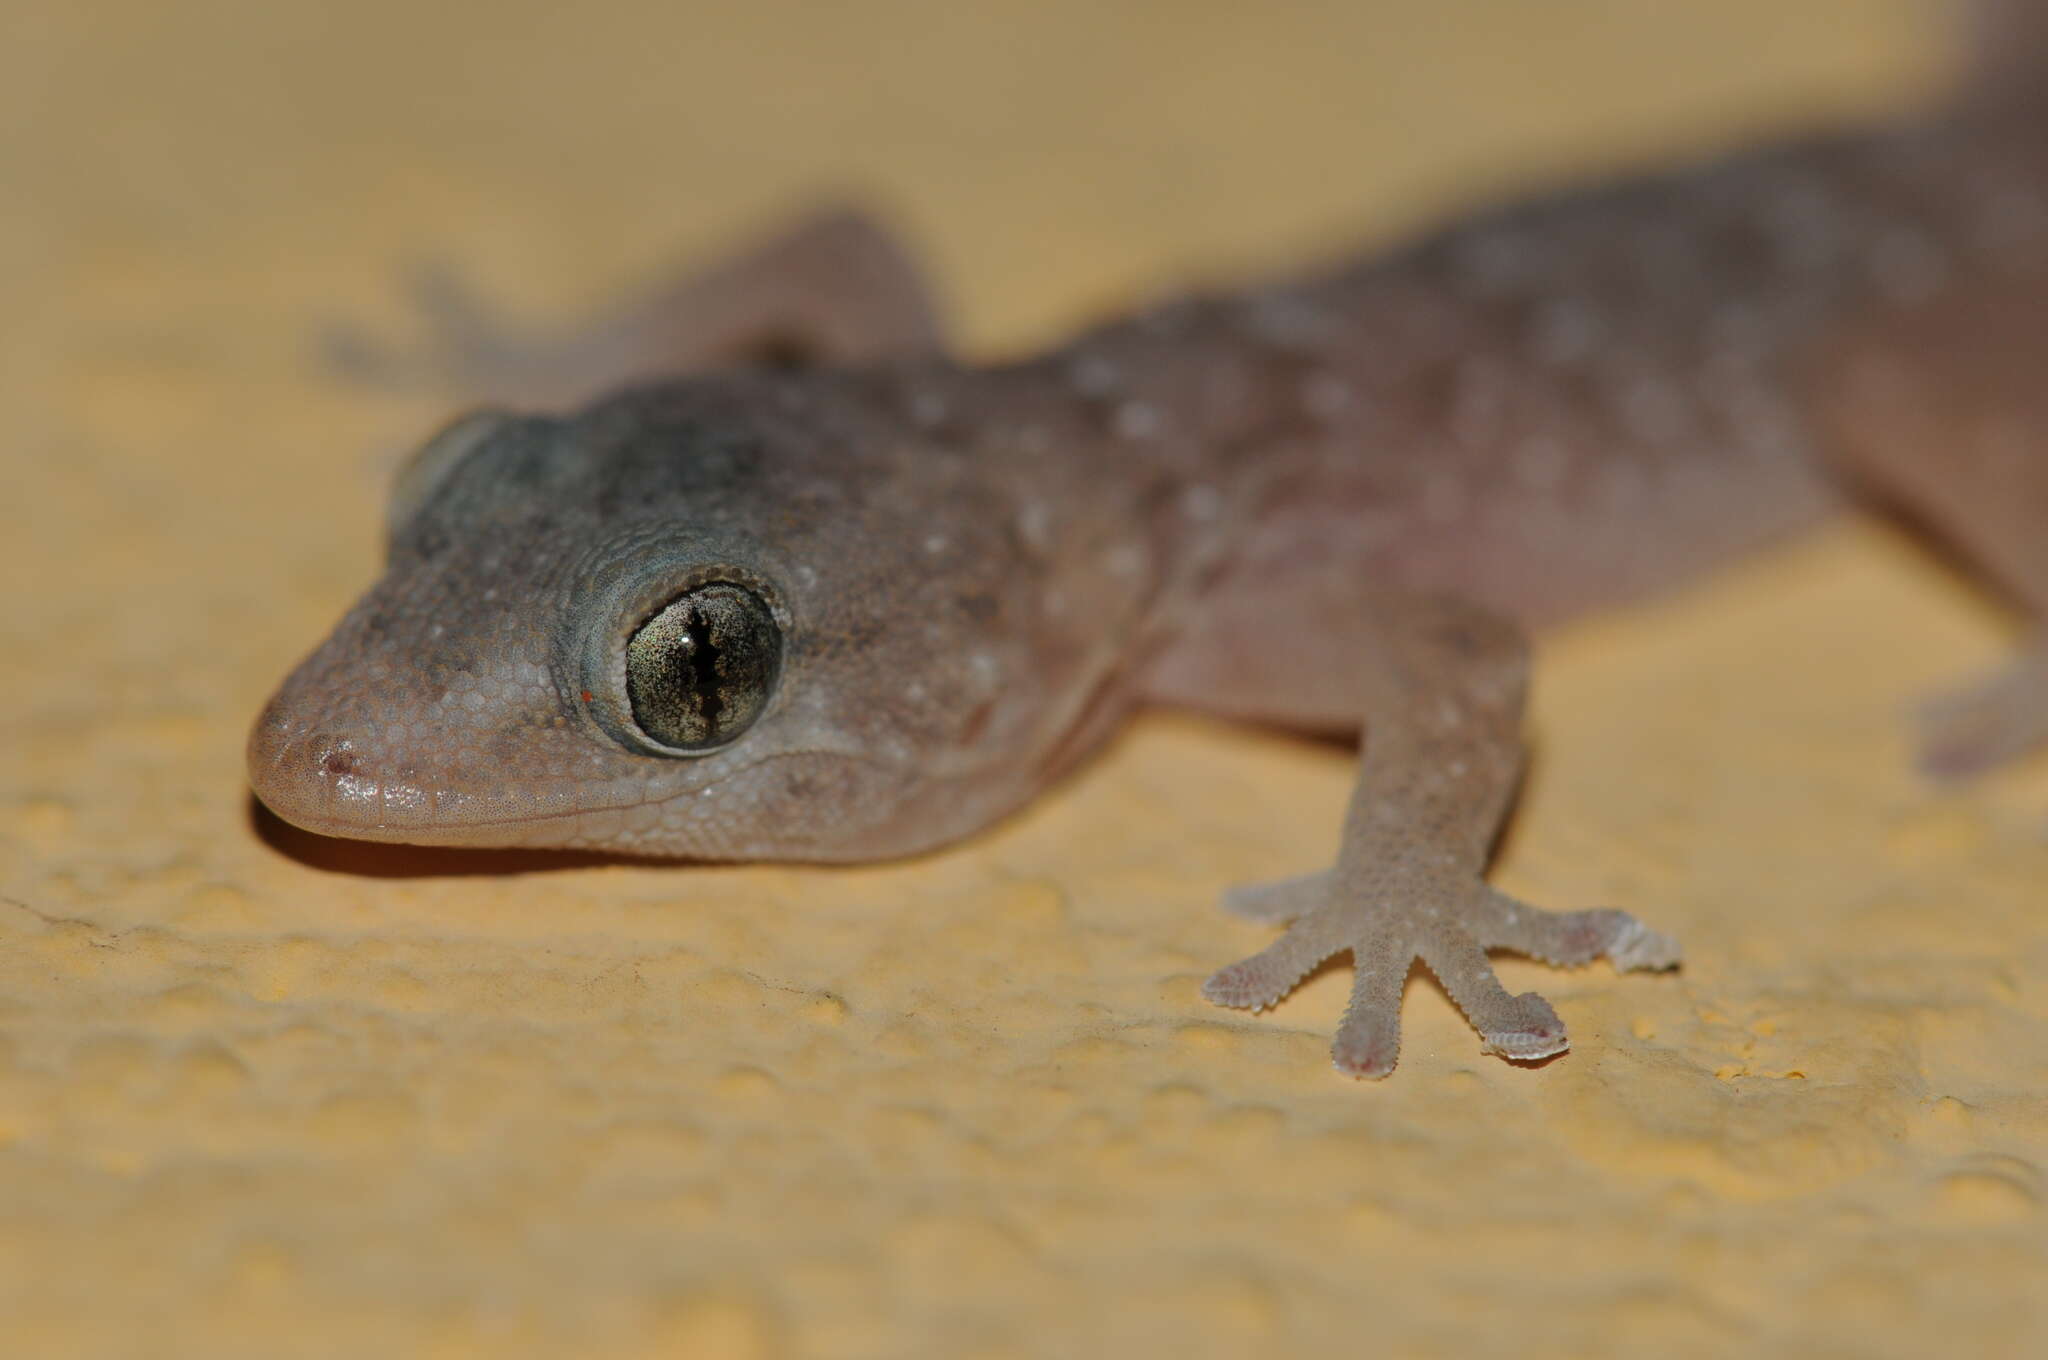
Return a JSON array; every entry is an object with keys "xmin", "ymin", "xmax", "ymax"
[{"xmin": 252, "ymin": 18, "xmax": 2048, "ymax": 1077}]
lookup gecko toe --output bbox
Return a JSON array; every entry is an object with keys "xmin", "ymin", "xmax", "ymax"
[
  {"xmin": 1202, "ymin": 949, "xmax": 1323, "ymax": 1011},
  {"xmin": 1474, "ymin": 993, "xmax": 1569, "ymax": 1062},
  {"xmin": 1202, "ymin": 962, "xmax": 1289, "ymax": 1011},
  {"xmin": 1202, "ymin": 912, "xmax": 1347, "ymax": 1010},
  {"xmin": 1331, "ymin": 1017, "xmax": 1401, "ymax": 1079},
  {"xmin": 1473, "ymin": 892, "xmax": 1682, "ymax": 971},
  {"xmin": 1329, "ymin": 947, "xmax": 1409, "ymax": 1079},
  {"xmin": 1912, "ymin": 647, "xmax": 2048, "ymax": 779},
  {"xmin": 1602, "ymin": 917, "xmax": 1683, "ymax": 971}
]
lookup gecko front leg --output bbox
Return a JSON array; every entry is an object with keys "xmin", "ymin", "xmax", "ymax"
[{"xmin": 1200, "ymin": 596, "xmax": 1681, "ymax": 1078}]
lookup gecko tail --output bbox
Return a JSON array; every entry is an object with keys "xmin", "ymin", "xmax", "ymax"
[{"xmin": 1965, "ymin": 0, "xmax": 2048, "ymax": 105}]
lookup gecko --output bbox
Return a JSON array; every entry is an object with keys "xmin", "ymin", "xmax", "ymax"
[{"xmin": 249, "ymin": 4, "xmax": 2048, "ymax": 1078}]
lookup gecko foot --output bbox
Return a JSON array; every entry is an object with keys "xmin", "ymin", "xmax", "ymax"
[
  {"xmin": 317, "ymin": 258, "xmax": 535, "ymax": 396},
  {"xmin": 1203, "ymin": 871, "xmax": 1680, "ymax": 1078},
  {"xmin": 1913, "ymin": 641, "xmax": 2048, "ymax": 779}
]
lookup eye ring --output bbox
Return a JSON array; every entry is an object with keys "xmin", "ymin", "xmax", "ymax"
[{"xmin": 622, "ymin": 582, "xmax": 783, "ymax": 753}]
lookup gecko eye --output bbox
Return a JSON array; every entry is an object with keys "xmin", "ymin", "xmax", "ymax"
[{"xmin": 624, "ymin": 583, "xmax": 783, "ymax": 752}]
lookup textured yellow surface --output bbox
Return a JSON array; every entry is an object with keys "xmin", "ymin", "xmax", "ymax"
[{"xmin": 4, "ymin": 1, "xmax": 2046, "ymax": 1355}]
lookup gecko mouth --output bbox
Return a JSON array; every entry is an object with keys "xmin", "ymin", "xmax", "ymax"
[
  {"xmin": 244, "ymin": 698, "xmax": 913, "ymax": 858},
  {"xmin": 244, "ymin": 703, "xmax": 633, "ymax": 848}
]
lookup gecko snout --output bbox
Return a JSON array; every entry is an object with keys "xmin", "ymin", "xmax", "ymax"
[{"xmin": 246, "ymin": 699, "xmax": 441, "ymax": 841}]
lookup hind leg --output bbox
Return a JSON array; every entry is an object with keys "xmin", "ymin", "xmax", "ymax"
[{"xmin": 1813, "ymin": 279, "xmax": 2048, "ymax": 776}]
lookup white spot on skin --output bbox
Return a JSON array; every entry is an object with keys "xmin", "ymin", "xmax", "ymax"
[
  {"xmin": 1068, "ymin": 353, "xmax": 1121, "ymax": 398},
  {"xmin": 1244, "ymin": 292, "xmax": 1334, "ymax": 351},
  {"xmin": 1180, "ymin": 483, "xmax": 1223, "ymax": 522},
  {"xmin": 968, "ymin": 651, "xmax": 1001, "ymax": 694},
  {"xmin": 1761, "ymin": 176, "xmax": 1839, "ymax": 270},
  {"xmin": 1300, "ymin": 370, "xmax": 1354, "ymax": 420},
  {"xmin": 1113, "ymin": 400, "xmax": 1161, "ymax": 440},
  {"xmin": 1016, "ymin": 501, "xmax": 1052, "ymax": 552},
  {"xmin": 1529, "ymin": 298, "xmax": 1600, "ymax": 365},
  {"xmin": 1134, "ymin": 302, "xmax": 1192, "ymax": 337},
  {"xmin": 923, "ymin": 533, "xmax": 949, "ymax": 555},
  {"xmin": 909, "ymin": 389, "xmax": 949, "ymax": 428},
  {"xmin": 1453, "ymin": 228, "xmax": 1531, "ymax": 296}
]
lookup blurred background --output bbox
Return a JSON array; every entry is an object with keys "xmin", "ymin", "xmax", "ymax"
[
  {"xmin": 4, "ymin": 0, "xmax": 1945, "ymax": 384},
  {"xmin": 11, "ymin": 3, "xmax": 2038, "ymax": 1359}
]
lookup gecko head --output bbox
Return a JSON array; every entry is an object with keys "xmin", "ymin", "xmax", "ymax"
[{"xmin": 249, "ymin": 377, "xmax": 1150, "ymax": 861}]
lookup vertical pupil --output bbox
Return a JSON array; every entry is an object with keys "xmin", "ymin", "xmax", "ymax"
[{"xmin": 683, "ymin": 603, "xmax": 721, "ymax": 730}]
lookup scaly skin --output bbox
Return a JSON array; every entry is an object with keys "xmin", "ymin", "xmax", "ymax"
[{"xmin": 256, "ymin": 45, "xmax": 2048, "ymax": 1077}]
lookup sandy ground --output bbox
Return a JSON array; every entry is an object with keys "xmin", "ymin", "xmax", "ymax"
[{"xmin": 4, "ymin": 1, "xmax": 2046, "ymax": 1355}]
